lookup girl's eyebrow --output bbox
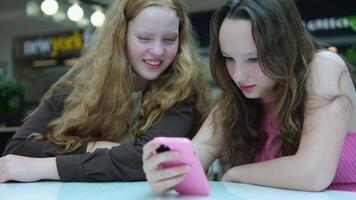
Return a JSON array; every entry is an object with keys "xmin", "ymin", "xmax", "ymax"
[
  {"xmin": 242, "ymin": 51, "xmax": 257, "ymax": 56},
  {"xmin": 136, "ymin": 31, "xmax": 179, "ymax": 36},
  {"xmin": 165, "ymin": 33, "xmax": 179, "ymax": 37},
  {"xmin": 221, "ymin": 51, "xmax": 257, "ymax": 57}
]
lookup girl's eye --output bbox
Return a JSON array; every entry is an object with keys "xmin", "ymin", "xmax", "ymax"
[
  {"xmin": 223, "ymin": 56, "xmax": 234, "ymax": 62},
  {"xmin": 164, "ymin": 38, "xmax": 177, "ymax": 42},
  {"xmin": 138, "ymin": 36, "xmax": 151, "ymax": 41},
  {"xmin": 248, "ymin": 58, "xmax": 258, "ymax": 63}
]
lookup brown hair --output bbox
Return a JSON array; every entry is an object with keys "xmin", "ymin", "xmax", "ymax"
[{"xmin": 210, "ymin": 0, "xmax": 321, "ymax": 165}]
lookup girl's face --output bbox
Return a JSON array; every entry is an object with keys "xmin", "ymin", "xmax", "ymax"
[
  {"xmin": 126, "ymin": 6, "xmax": 179, "ymax": 90},
  {"xmin": 219, "ymin": 19, "xmax": 276, "ymax": 100}
]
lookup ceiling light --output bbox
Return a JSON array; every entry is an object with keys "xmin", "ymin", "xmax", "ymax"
[
  {"xmin": 27, "ymin": 1, "xmax": 40, "ymax": 16},
  {"xmin": 41, "ymin": 0, "xmax": 59, "ymax": 16},
  {"xmin": 90, "ymin": 9, "xmax": 105, "ymax": 27},
  {"xmin": 67, "ymin": 3, "xmax": 84, "ymax": 22}
]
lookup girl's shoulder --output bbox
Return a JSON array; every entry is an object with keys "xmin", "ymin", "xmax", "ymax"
[
  {"xmin": 307, "ymin": 50, "xmax": 350, "ymax": 97},
  {"xmin": 42, "ymin": 86, "xmax": 73, "ymax": 110},
  {"xmin": 309, "ymin": 50, "xmax": 347, "ymax": 73}
]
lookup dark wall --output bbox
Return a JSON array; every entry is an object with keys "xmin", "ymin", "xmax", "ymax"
[
  {"xmin": 190, "ymin": 0, "xmax": 356, "ymax": 48},
  {"xmin": 0, "ymin": 131, "xmax": 15, "ymax": 155}
]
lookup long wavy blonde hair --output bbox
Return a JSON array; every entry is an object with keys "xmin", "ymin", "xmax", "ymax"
[{"xmin": 40, "ymin": 0, "xmax": 210, "ymax": 152}]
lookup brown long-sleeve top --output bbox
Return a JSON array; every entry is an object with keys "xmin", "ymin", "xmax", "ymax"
[{"xmin": 3, "ymin": 87, "xmax": 195, "ymax": 181}]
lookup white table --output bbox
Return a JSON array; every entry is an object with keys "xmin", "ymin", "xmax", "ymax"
[{"xmin": 0, "ymin": 181, "xmax": 355, "ymax": 200}]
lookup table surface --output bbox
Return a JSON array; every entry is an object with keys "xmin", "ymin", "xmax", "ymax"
[{"xmin": 0, "ymin": 181, "xmax": 355, "ymax": 200}]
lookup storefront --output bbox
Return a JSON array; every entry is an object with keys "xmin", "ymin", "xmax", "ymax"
[
  {"xmin": 10, "ymin": 0, "xmax": 356, "ymax": 115},
  {"xmin": 12, "ymin": 28, "xmax": 93, "ymax": 111}
]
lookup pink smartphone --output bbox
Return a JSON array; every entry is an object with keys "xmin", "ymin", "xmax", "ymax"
[{"xmin": 154, "ymin": 137, "xmax": 210, "ymax": 196}]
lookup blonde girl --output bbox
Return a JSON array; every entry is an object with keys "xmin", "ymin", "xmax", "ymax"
[{"xmin": 1, "ymin": 0, "xmax": 210, "ymax": 182}]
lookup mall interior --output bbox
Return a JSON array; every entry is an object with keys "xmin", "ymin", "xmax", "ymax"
[{"xmin": 0, "ymin": 0, "xmax": 355, "ymax": 155}]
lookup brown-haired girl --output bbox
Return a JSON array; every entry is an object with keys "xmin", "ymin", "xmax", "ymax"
[{"xmin": 143, "ymin": 0, "xmax": 356, "ymax": 193}]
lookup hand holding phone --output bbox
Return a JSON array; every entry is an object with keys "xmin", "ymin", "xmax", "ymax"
[{"xmin": 154, "ymin": 137, "xmax": 210, "ymax": 196}]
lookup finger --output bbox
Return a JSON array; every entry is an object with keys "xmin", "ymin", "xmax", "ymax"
[
  {"xmin": 145, "ymin": 151, "xmax": 180, "ymax": 172},
  {"xmin": 142, "ymin": 140, "xmax": 161, "ymax": 161},
  {"xmin": 152, "ymin": 174, "xmax": 186, "ymax": 194},
  {"xmin": 143, "ymin": 151, "xmax": 180, "ymax": 180},
  {"xmin": 149, "ymin": 165, "xmax": 190, "ymax": 183}
]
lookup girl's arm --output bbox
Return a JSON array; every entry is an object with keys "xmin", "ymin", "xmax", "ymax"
[
  {"xmin": 0, "ymin": 140, "xmax": 119, "ymax": 182},
  {"xmin": 1, "ymin": 96, "xmax": 196, "ymax": 182},
  {"xmin": 3, "ymin": 87, "xmax": 87, "ymax": 157},
  {"xmin": 192, "ymin": 109, "xmax": 224, "ymax": 171},
  {"xmin": 222, "ymin": 51, "xmax": 355, "ymax": 191},
  {"xmin": 0, "ymin": 155, "xmax": 59, "ymax": 182}
]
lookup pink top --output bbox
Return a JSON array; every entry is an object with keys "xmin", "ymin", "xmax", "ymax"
[{"xmin": 256, "ymin": 112, "xmax": 356, "ymax": 192}]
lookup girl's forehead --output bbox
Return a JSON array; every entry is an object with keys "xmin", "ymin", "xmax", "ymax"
[
  {"xmin": 133, "ymin": 6, "xmax": 178, "ymax": 23},
  {"xmin": 219, "ymin": 19, "xmax": 257, "ymax": 56},
  {"xmin": 129, "ymin": 6, "xmax": 179, "ymax": 32}
]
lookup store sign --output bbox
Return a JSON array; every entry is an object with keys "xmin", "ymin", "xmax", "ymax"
[
  {"xmin": 14, "ymin": 29, "xmax": 91, "ymax": 61},
  {"xmin": 303, "ymin": 16, "xmax": 356, "ymax": 33},
  {"xmin": 23, "ymin": 31, "xmax": 83, "ymax": 57},
  {"xmin": 305, "ymin": 17, "xmax": 350, "ymax": 31}
]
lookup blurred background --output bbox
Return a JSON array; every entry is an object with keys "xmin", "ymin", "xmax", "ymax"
[{"xmin": 0, "ymin": 0, "xmax": 355, "ymax": 155}]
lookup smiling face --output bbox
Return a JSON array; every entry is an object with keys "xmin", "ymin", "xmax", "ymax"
[
  {"xmin": 126, "ymin": 5, "xmax": 179, "ymax": 90},
  {"xmin": 219, "ymin": 19, "xmax": 276, "ymax": 100}
]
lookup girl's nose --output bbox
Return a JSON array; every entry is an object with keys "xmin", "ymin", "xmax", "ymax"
[
  {"xmin": 149, "ymin": 42, "xmax": 164, "ymax": 56},
  {"xmin": 233, "ymin": 62, "xmax": 248, "ymax": 82}
]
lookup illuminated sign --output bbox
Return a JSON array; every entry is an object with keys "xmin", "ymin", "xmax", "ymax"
[
  {"xmin": 22, "ymin": 31, "xmax": 83, "ymax": 57},
  {"xmin": 304, "ymin": 17, "xmax": 350, "ymax": 31},
  {"xmin": 303, "ymin": 16, "xmax": 356, "ymax": 33},
  {"xmin": 13, "ymin": 29, "xmax": 93, "ymax": 61}
]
